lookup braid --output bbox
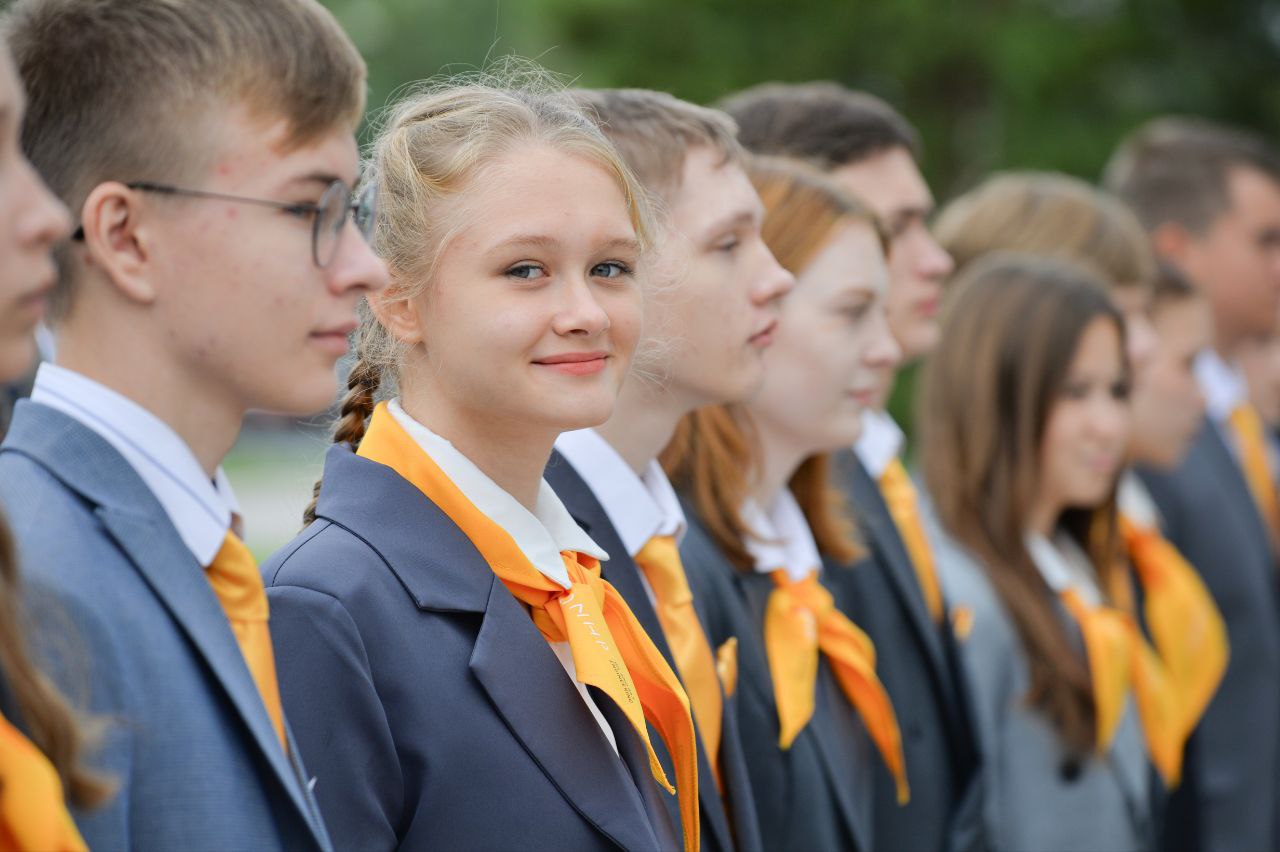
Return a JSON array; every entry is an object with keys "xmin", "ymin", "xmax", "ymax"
[{"xmin": 302, "ymin": 355, "xmax": 382, "ymax": 526}]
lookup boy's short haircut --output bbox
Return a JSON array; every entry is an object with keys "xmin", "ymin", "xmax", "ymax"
[
  {"xmin": 568, "ymin": 88, "xmax": 743, "ymax": 203},
  {"xmin": 1103, "ymin": 116, "xmax": 1280, "ymax": 235},
  {"xmin": 716, "ymin": 81, "xmax": 920, "ymax": 169},
  {"xmin": 4, "ymin": 0, "xmax": 368, "ymax": 317}
]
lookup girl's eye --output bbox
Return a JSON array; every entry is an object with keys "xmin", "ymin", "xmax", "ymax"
[
  {"xmin": 1111, "ymin": 380, "xmax": 1132, "ymax": 400},
  {"xmin": 285, "ymin": 203, "xmax": 322, "ymax": 220},
  {"xmin": 506, "ymin": 263, "xmax": 547, "ymax": 281},
  {"xmin": 592, "ymin": 260, "xmax": 632, "ymax": 279},
  {"xmin": 716, "ymin": 236, "xmax": 740, "ymax": 254}
]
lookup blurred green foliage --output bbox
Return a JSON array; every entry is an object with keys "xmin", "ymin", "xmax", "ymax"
[{"xmin": 323, "ymin": 0, "xmax": 1280, "ymax": 198}]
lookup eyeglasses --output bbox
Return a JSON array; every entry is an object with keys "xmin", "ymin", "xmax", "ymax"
[{"xmin": 71, "ymin": 179, "xmax": 378, "ymax": 268}]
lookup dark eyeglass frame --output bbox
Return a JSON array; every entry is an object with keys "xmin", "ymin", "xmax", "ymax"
[{"xmin": 71, "ymin": 179, "xmax": 377, "ymax": 268}]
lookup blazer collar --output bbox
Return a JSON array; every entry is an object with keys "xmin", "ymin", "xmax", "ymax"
[
  {"xmin": 1, "ymin": 401, "xmax": 330, "ymax": 847},
  {"xmin": 313, "ymin": 442, "xmax": 492, "ymax": 613},
  {"xmin": 834, "ymin": 449, "xmax": 950, "ymax": 679}
]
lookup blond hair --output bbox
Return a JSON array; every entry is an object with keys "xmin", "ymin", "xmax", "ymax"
[
  {"xmin": 935, "ymin": 171, "xmax": 1155, "ymax": 295},
  {"xmin": 5, "ymin": 0, "xmax": 367, "ymax": 319},
  {"xmin": 569, "ymin": 88, "xmax": 742, "ymax": 202},
  {"xmin": 304, "ymin": 70, "xmax": 655, "ymax": 524}
]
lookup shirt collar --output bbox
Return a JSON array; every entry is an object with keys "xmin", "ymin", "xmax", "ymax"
[
  {"xmin": 1026, "ymin": 530, "xmax": 1102, "ymax": 606},
  {"xmin": 853, "ymin": 408, "xmax": 905, "ymax": 478},
  {"xmin": 742, "ymin": 489, "xmax": 822, "ymax": 582},
  {"xmin": 1194, "ymin": 349, "xmax": 1248, "ymax": 425},
  {"xmin": 1117, "ymin": 471, "xmax": 1163, "ymax": 531},
  {"xmin": 30, "ymin": 363, "xmax": 239, "ymax": 566},
  {"xmin": 389, "ymin": 400, "xmax": 606, "ymax": 589},
  {"xmin": 554, "ymin": 428, "xmax": 686, "ymax": 558}
]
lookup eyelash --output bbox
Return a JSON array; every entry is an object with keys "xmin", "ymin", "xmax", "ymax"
[
  {"xmin": 715, "ymin": 236, "xmax": 740, "ymax": 254},
  {"xmin": 504, "ymin": 261, "xmax": 635, "ymax": 281}
]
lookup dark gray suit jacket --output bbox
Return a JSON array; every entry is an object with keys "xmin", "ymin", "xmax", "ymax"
[
  {"xmin": 264, "ymin": 443, "xmax": 683, "ymax": 851},
  {"xmin": 545, "ymin": 450, "xmax": 762, "ymax": 852},
  {"xmin": 1137, "ymin": 418, "xmax": 1280, "ymax": 852},
  {"xmin": 678, "ymin": 505, "xmax": 874, "ymax": 852},
  {"xmin": 0, "ymin": 401, "xmax": 330, "ymax": 852},
  {"xmin": 830, "ymin": 449, "xmax": 986, "ymax": 852}
]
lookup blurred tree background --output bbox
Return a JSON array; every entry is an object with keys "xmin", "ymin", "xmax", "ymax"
[{"xmin": 323, "ymin": 0, "xmax": 1280, "ymax": 200}]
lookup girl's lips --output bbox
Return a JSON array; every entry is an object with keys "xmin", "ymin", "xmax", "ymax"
[
  {"xmin": 533, "ymin": 351, "xmax": 609, "ymax": 376},
  {"xmin": 749, "ymin": 319, "xmax": 778, "ymax": 348}
]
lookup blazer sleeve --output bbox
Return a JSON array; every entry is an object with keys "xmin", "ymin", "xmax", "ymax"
[
  {"xmin": 23, "ymin": 573, "xmax": 135, "ymax": 849},
  {"xmin": 267, "ymin": 583, "xmax": 403, "ymax": 851}
]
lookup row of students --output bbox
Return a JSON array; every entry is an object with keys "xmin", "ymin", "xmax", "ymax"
[{"xmin": 0, "ymin": 2, "xmax": 1275, "ymax": 851}]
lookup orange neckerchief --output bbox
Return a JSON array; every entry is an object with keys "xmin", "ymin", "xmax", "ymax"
[
  {"xmin": 1058, "ymin": 586, "xmax": 1183, "ymax": 785},
  {"xmin": 878, "ymin": 458, "xmax": 944, "ymax": 623},
  {"xmin": 0, "ymin": 712, "xmax": 86, "ymax": 852},
  {"xmin": 357, "ymin": 403, "xmax": 699, "ymax": 852},
  {"xmin": 765, "ymin": 568, "xmax": 909, "ymax": 804},
  {"xmin": 634, "ymin": 534, "xmax": 724, "ymax": 792},
  {"xmin": 1119, "ymin": 515, "xmax": 1229, "ymax": 784},
  {"xmin": 205, "ymin": 530, "xmax": 287, "ymax": 751}
]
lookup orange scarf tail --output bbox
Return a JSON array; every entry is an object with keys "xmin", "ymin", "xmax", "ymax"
[
  {"xmin": 765, "ymin": 571, "xmax": 909, "ymax": 803},
  {"xmin": 0, "ymin": 714, "xmax": 86, "ymax": 852}
]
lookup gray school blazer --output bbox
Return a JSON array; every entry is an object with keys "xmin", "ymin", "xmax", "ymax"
[
  {"xmin": 1136, "ymin": 418, "xmax": 1280, "ymax": 852},
  {"xmin": 263, "ymin": 442, "xmax": 684, "ymax": 852},
  {"xmin": 929, "ymin": 516, "xmax": 1154, "ymax": 852},
  {"xmin": 0, "ymin": 401, "xmax": 331, "ymax": 852}
]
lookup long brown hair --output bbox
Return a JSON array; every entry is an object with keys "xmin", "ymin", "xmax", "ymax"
[
  {"xmin": 919, "ymin": 253, "xmax": 1128, "ymax": 756},
  {"xmin": 0, "ymin": 515, "xmax": 112, "ymax": 807},
  {"xmin": 662, "ymin": 158, "xmax": 885, "ymax": 569}
]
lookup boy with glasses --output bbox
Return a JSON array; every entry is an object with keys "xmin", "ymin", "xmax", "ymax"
[{"xmin": 0, "ymin": 1, "xmax": 388, "ymax": 848}]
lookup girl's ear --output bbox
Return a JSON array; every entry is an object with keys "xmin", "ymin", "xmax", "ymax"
[{"xmin": 370, "ymin": 286, "xmax": 425, "ymax": 346}]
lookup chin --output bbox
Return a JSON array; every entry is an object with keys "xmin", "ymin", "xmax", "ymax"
[
  {"xmin": 259, "ymin": 374, "xmax": 340, "ymax": 418},
  {"xmin": 0, "ymin": 338, "xmax": 37, "ymax": 386}
]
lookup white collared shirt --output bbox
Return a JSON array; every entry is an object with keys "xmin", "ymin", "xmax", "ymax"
[
  {"xmin": 1026, "ymin": 530, "xmax": 1103, "ymax": 607},
  {"xmin": 554, "ymin": 428, "xmax": 687, "ymax": 610},
  {"xmin": 741, "ymin": 489, "xmax": 823, "ymax": 582},
  {"xmin": 854, "ymin": 408, "xmax": 905, "ymax": 479},
  {"xmin": 1117, "ymin": 471, "xmax": 1164, "ymax": 531},
  {"xmin": 1194, "ymin": 349, "xmax": 1247, "ymax": 427},
  {"xmin": 30, "ymin": 363, "xmax": 239, "ymax": 566},
  {"xmin": 387, "ymin": 400, "xmax": 618, "ymax": 752}
]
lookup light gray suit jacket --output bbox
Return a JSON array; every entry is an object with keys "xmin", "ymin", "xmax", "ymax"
[
  {"xmin": 930, "ymin": 519, "xmax": 1153, "ymax": 852},
  {"xmin": 0, "ymin": 401, "xmax": 330, "ymax": 852}
]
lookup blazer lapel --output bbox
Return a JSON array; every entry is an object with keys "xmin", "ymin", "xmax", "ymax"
[
  {"xmin": 469, "ymin": 576, "xmax": 662, "ymax": 852},
  {"xmin": 838, "ymin": 451, "xmax": 951, "ymax": 690},
  {"xmin": 547, "ymin": 451, "xmax": 737, "ymax": 852},
  {"xmin": 5, "ymin": 403, "xmax": 326, "ymax": 846}
]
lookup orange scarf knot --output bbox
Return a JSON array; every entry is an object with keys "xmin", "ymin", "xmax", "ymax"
[{"xmin": 765, "ymin": 569, "xmax": 909, "ymax": 804}]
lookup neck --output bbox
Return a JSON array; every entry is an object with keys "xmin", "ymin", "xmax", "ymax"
[
  {"xmin": 594, "ymin": 377, "xmax": 688, "ymax": 475},
  {"xmin": 748, "ymin": 417, "xmax": 809, "ymax": 509},
  {"xmin": 398, "ymin": 383, "xmax": 553, "ymax": 512},
  {"xmin": 1026, "ymin": 497, "xmax": 1061, "ymax": 539},
  {"xmin": 55, "ymin": 320, "xmax": 243, "ymax": 478}
]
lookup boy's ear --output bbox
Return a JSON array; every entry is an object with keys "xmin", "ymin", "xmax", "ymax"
[
  {"xmin": 369, "ymin": 285, "xmax": 425, "ymax": 346},
  {"xmin": 1151, "ymin": 221, "xmax": 1193, "ymax": 265},
  {"xmin": 78, "ymin": 182, "xmax": 158, "ymax": 304}
]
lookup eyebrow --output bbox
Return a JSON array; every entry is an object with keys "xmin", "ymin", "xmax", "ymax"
[
  {"xmin": 488, "ymin": 233, "xmax": 641, "ymax": 255},
  {"xmin": 700, "ymin": 207, "xmax": 760, "ymax": 239},
  {"xmin": 283, "ymin": 171, "xmax": 350, "ymax": 190}
]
